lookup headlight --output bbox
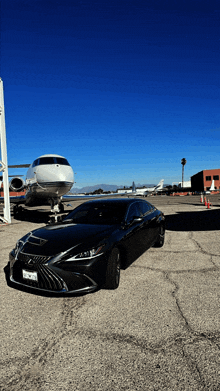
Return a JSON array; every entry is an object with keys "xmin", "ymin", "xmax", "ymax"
[
  {"xmin": 58, "ymin": 245, "xmax": 105, "ymax": 262},
  {"xmin": 75, "ymin": 246, "xmax": 104, "ymax": 259}
]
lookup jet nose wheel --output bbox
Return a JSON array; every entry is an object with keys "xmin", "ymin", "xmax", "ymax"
[
  {"xmin": 48, "ymin": 214, "xmax": 63, "ymax": 224},
  {"xmin": 59, "ymin": 203, "xmax": 64, "ymax": 213},
  {"xmin": 50, "ymin": 200, "xmax": 64, "ymax": 214}
]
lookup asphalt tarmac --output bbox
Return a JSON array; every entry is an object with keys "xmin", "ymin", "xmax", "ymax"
[{"xmin": 1, "ymin": 195, "xmax": 220, "ymax": 390}]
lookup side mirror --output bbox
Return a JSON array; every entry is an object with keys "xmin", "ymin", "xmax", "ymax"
[
  {"xmin": 124, "ymin": 216, "xmax": 143, "ymax": 227},
  {"xmin": 132, "ymin": 216, "xmax": 143, "ymax": 223}
]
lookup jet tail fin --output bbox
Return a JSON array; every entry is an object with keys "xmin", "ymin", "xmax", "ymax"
[
  {"xmin": 132, "ymin": 181, "xmax": 136, "ymax": 193},
  {"xmin": 154, "ymin": 179, "xmax": 164, "ymax": 191}
]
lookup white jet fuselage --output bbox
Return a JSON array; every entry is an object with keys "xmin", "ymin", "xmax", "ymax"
[{"xmin": 25, "ymin": 155, "xmax": 74, "ymax": 205}]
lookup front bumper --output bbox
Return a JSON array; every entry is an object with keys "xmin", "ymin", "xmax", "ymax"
[{"xmin": 9, "ymin": 251, "xmax": 108, "ymax": 294}]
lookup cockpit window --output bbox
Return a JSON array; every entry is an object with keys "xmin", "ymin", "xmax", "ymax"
[
  {"xmin": 35, "ymin": 157, "xmax": 70, "ymax": 165},
  {"xmin": 55, "ymin": 157, "xmax": 70, "ymax": 166},
  {"xmin": 32, "ymin": 159, "xmax": 39, "ymax": 167},
  {"xmin": 39, "ymin": 157, "xmax": 55, "ymax": 165}
]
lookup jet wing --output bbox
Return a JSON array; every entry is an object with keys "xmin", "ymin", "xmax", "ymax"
[
  {"xmin": 8, "ymin": 164, "xmax": 30, "ymax": 168},
  {"xmin": 0, "ymin": 175, "xmax": 25, "ymax": 179}
]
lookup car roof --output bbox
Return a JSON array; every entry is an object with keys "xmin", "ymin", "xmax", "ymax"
[{"xmin": 82, "ymin": 198, "xmax": 150, "ymax": 205}]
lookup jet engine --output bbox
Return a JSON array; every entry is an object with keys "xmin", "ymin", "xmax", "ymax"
[{"xmin": 9, "ymin": 177, "xmax": 25, "ymax": 192}]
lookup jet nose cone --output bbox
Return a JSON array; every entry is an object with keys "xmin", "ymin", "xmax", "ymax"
[
  {"xmin": 55, "ymin": 172, "xmax": 67, "ymax": 181},
  {"xmin": 53, "ymin": 166, "xmax": 74, "ymax": 183},
  {"xmin": 35, "ymin": 164, "xmax": 74, "ymax": 184}
]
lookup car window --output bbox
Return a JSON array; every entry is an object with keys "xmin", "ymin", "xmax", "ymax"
[
  {"xmin": 138, "ymin": 201, "xmax": 152, "ymax": 216},
  {"xmin": 64, "ymin": 203, "xmax": 128, "ymax": 225},
  {"xmin": 126, "ymin": 202, "xmax": 141, "ymax": 224}
]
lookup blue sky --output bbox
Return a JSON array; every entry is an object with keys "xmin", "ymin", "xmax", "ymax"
[{"xmin": 1, "ymin": 0, "xmax": 220, "ymax": 187}]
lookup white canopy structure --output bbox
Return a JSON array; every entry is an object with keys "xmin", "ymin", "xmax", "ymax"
[{"xmin": 0, "ymin": 78, "xmax": 11, "ymax": 224}]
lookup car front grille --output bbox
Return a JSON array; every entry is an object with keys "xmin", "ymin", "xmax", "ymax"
[{"xmin": 14, "ymin": 253, "xmax": 65, "ymax": 291}]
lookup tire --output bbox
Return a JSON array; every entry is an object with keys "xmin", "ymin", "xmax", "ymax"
[
  {"xmin": 153, "ymin": 225, "xmax": 165, "ymax": 248},
  {"xmin": 104, "ymin": 248, "xmax": 121, "ymax": 290}
]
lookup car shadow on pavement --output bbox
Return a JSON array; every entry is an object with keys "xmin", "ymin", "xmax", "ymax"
[
  {"xmin": 13, "ymin": 209, "xmax": 68, "ymax": 224},
  {"xmin": 166, "ymin": 208, "xmax": 220, "ymax": 231}
]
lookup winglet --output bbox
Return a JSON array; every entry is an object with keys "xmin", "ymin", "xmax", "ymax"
[{"xmin": 209, "ymin": 179, "xmax": 215, "ymax": 191}]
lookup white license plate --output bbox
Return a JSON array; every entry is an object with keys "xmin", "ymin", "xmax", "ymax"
[{"xmin": 22, "ymin": 269, "xmax": 38, "ymax": 282}]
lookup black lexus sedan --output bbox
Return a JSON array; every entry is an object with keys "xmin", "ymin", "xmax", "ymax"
[{"xmin": 9, "ymin": 198, "xmax": 165, "ymax": 294}]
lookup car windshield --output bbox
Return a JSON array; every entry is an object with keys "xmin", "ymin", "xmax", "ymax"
[{"xmin": 64, "ymin": 202, "xmax": 128, "ymax": 225}]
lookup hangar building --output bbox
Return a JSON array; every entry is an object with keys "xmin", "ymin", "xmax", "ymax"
[{"xmin": 191, "ymin": 169, "xmax": 220, "ymax": 192}]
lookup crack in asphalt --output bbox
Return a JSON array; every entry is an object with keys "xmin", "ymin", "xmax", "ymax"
[
  {"xmin": 2, "ymin": 232, "xmax": 220, "ymax": 390},
  {"xmin": 130, "ymin": 233, "xmax": 220, "ymax": 389},
  {"xmin": 1, "ymin": 297, "xmax": 86, "ymax": 391},
  {"xmin": 180, "ymin": 344, "xmax": 207, "ymax": 390},
  {"xmin": 155, "ymin": 232, "xmax": 220, "ymax": 350},
  {"xmin": 68, "ymin": 326, "xmax": 220, "ymax": 356},
  {"xmin": 132, "ymin": 264, "xmax": 218, "ymax": 274},
  {"xmin": 189, "ymin": 232, "xmax": 220, "ymax": 268},
  {"xmin": 51, "ymin": 325, "xmax": 219, "ymax": 390},
  {"xmin": 191, "ymin": 236, "xmax": 220, "ymax": 260},
  {"xmin": 163, "ymin": 271, "xmax": 220, "ymax": 350},
  {"xmin": 163, "ymin": 270, "xmax": 220, "ymax": 389}
]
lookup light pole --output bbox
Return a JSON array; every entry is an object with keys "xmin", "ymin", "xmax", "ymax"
[{"xmin": 181, "ymin": 158, "xmax": 187, "ymax": 189}]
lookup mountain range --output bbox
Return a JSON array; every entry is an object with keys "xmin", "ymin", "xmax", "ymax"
[{"xmin": 69, "ymin": 183, "xmax": 159, "ymax": 194}]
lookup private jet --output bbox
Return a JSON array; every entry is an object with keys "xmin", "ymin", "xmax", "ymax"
[
  {"xmin": 117, "ymin": 179, "xmax": 164, "ymax": 197},
  {"xmin": 0, "ymin": 154, "xmax": 135, "ymax": 216}
]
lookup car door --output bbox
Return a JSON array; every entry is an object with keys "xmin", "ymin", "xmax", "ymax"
[
  {"xmin": 135, "ymin": 201, "xmax": 154, "ymax": 248},
  {"xmin": 120, "ymin": 201, "xmax": 144, "ymax": 264}
]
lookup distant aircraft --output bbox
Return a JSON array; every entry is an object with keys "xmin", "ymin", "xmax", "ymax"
[
  {"xmin": 117, "ymin": 179, "xmax": 164, "ymax": 197},
  {"xmin": 209, "ymin": 180, "xmax": 215, "ymax": 192},
  {"xmin": 204, "ymin": 179, "xmax": 217, "ymax": 194},
  {"xmin": 0, "ymin": 154, "xmax": 136, "ymax": 216},
  {"xmin": 136, "ymin": 179, "xmax": 164, "ymax": 196}
]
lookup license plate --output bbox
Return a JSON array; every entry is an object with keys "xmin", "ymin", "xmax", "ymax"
[{"xmin": 22, "ymin": 269, "xmax": 38, "ymax": 282}]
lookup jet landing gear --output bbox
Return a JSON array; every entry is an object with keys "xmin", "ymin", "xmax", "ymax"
[
  {"xmin": 50, "ymin": 201, "xmax": 64, "ymax": 214},
  {"xmin": 58, "ymin": 203, "xmax": 64, "ymax": 213},
  {"xmin": 49, "ymin": 199, "xmax": 65, "ymax": 223}
]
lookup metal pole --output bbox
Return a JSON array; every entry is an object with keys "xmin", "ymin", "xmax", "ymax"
[
  {"xmin": 182, "ymin": 165, "xmax": 184, "ymax": 188},
  {"xmin": 0, "ymin": 78, "xmax": 11, "ymax": 223}
]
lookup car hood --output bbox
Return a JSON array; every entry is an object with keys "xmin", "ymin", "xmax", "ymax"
[{"xmin": 20, "ymin": 223, "xmax": 119, "ymax": 256}]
